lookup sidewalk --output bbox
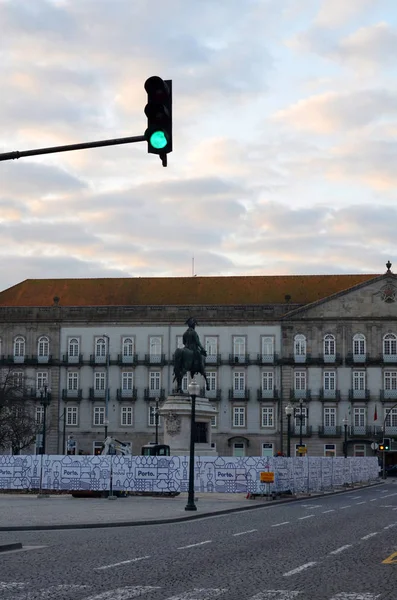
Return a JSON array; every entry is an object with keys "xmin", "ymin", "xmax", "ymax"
[{"xmin": 0, "ymin": 481, "xmax": 383, "ymax": 532}]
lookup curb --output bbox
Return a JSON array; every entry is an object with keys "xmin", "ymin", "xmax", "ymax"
[{"xmin": 0, "ymin": 481, "xmax": 384, "ymax": 532}]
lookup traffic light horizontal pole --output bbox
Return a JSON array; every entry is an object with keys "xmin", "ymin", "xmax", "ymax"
[{"xmin": 0, "ymin": 134, "xmax": 146, "ymax": 162}]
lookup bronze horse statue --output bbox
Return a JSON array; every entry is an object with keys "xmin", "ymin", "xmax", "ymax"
[{"xmin": 173, "ymin": 318, "xmax": 210, "ymax": 393}]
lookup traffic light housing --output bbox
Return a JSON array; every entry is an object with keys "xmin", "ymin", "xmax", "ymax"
[
  {"xmin": 144, "ymin": 76, "xmax": 172, "ymax": 164},
  {"xmin": 383, "ymin": 438, "xmax": 391, "ymax": 450}
]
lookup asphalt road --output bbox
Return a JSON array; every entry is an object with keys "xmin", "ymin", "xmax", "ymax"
[{"xmin": 1, "ymin": 483, "xmax": 397, "ymax": 600}]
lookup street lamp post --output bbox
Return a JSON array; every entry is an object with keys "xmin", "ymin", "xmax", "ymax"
[
  {"xmin": 40, "ymin": 384, "xmax": 51, "ymax": 455},
  {"xmin": 155, "ymin": 397, "xmax": 160, "ymax": 445},
  {"xmin": 285, "ymin": 403, "xmax": 293, "ymax": 457},
  {"xmin": 103, "ymin": 334, "xmax": 110, "ymax": 439},
  {"xmin": 185, "ymin": 378, "xmax": 200, "ymax": 512},
  {"xmin": 342, "ymin": 417, "xmax": 349, "ymax": 458}
]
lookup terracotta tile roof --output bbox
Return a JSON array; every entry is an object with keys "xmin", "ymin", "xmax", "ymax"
[{"xmin": 0, "ymin": 274, "xmax": 379, "ymax": 308}]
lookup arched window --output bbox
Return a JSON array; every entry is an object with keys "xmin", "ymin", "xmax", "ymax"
[
  {"xmin": 294, "ymin": 334, "xmax": 306, "ymax": 361},
  {"xmin": 353, "ymin": 333, "xmax": 366, "ymax": 360},
  {"xmin": 38, "ymin": 336, "xmax": 49, "ymax": 358},
  {"xmin": 383, "ymin": 333, "xmax": 397, "ymax": 361},
  {"xmin": 14, "ymin": 336, "xmax": 25, "ymax": 359},
  {"xmin": 150, "ymin": 336, "xmax": 162, "ymax": 356},
  {"xmin": 95, "ymin": 337, "xmax": 106, "ymax": 357},
  {"xmin": 323, "ymin": 334, "xmax": 335, "ymax": 360},
  {"xmin": 122, "ymin": 337, "xmax": 135, "ymax": 363},
  {"xmin": 233, "ymin": 336, "xmax": 246, "ymax": 360},
  {"xmin": 68, "ymin": 338, "xmax": 79, "ymax": 358}
]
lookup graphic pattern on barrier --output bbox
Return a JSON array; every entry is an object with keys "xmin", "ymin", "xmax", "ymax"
[{"xmin": 0, "ymin": 455, "xmax": 380, "ymax": 492}]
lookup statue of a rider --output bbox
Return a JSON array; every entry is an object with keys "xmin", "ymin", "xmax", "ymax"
[
  {"xmin": 183, "ymin": 317, "xmax": 207, "ymax": 370},
  {"xmin": 173, "ymin": 317, "xmax": 209, "ymax": 392}
]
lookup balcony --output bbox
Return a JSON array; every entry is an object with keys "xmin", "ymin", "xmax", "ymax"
[
  {"xmin": 349, "ymin": 389, "xmax": 370, "ymax": 402},
  {"xmin": 290, "ymin": 389, "xmax": 312, "ymax": 402},
  {"xmin": 144, "ymin": 388, "xmax": 165, "ymax": 401},
  {"xmin": 380, "ymin": 389, "xmax": 397, "ymax": 402},
  {"xmin": 346, "ymin": 352, "xmax": 368, "ymax": 365},
  {"xmin": 117, "ymin": 353, "xmax": 138, "ymax": 365},
  {"xmin": 293, "ymin": 352, "xmax": 310, "ymax": 364},
  {"xmin": 348, "ymin": 425, "xmax": 376, "ymax": 437},
  {"xmin": 256, "ymin": 352, "xmax": 278, "ymax": 365},
  {"xmin": 383, "ymin": 354, "xmax": 397, "ymax": 364},
  {"xmin": 10, "ymin": 354, "xmax": 25, "ymax": 364},
  {"xmin": 319, "ymin": 388, "xmax": 341, "ymax": 402},
  {"xmin": 62, "ymin": 353, "xmax": 84, "ymax": 365},
  {"xmin": 90, "ymin": 354, "xmax": 109, "ymax": 366},
  {"xmin": 228, "ymin": 388, "xmax": 250, "ymax": 401},
  {"xmin": 257, "ymin": 388, "xmax": 279, "ymax": 401},
  {"xmin": 30, "ymin": 389, "xmax": 52, "ymax": 401},
  {"xmin": 62, "ymin": 389, "xmax": 82, "ymax": 401},
  {"xmin": 229, "ymin": 353, "xmax": 250, "ymax": 366},
  {"xmin": 200, "ymin": 387, "xmax": 221, "ymax": 401},
  {"xmin": 205, "ymin": 353, "xmax": 222, "ymax": 366},
  {"xmin": 143, "ymin": 353, "xmax": 166, "ymax": 366},
  {"xmin": 89, "ymin": 387, "xmax": 106, "ymax": 400},
  {"xmin": 318, "ymin": 425, "xmax": 342, "ymax": 437},
  {"xmin": 290, "ymin": 425, "xmax": 312, "ymax": 437},
  {"xmin": 117, "ymin": 388, "xmax": 137, "ymax": 401},
  {"xmin": 384, "ymin": 426, "xmax": 397, "ymax": 436}
]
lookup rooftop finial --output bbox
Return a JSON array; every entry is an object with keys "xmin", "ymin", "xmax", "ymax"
[{"xmin": 386, "ymin": 260, "xmax": 392, "ymax": 273}]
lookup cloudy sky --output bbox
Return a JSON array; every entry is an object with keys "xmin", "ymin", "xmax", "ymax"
[{"xmin": 0, "ymin": 0, "xmax": 396, "ymax": 291}]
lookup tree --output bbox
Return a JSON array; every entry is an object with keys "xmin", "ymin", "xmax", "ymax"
[{"xmin": 0, "ymin": 369, "xmax": 41, "ymax": 454}]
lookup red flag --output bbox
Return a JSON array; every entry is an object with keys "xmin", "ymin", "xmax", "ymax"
[{"xmin": 374, "ymin": 404, "xmax": 378, "ymax": 421}]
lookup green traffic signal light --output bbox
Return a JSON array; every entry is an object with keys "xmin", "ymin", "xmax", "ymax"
[{"xmin": 149, "ymin": 131, "xmax": 167, "ymax": 150}]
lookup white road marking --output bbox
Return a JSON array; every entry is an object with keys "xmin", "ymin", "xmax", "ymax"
[
  {"xmin": 166, "ymin": 590, "xmax": 227, "ymax": 599},
  {"xmin": 379, "ymin": 492, "xmax": 397, "ymax": 499},
  {"xmin": 370, "ymin": 499, "xmax": 377, "ymax": 502},
  {"xmin": 177, "ymin": 541, "xmax": 212, "ymax": 550},
  {"xmin": 384, "ymin": 524, "xmax": 397, "ymax": 529},
  {"xmin": 271, "ymin": 522, "xmax": 290, "ymax": 528},
  {"xmin": 350, "ymin": 496, "xmax": 362, "ymax": 499},
  {"xmin": 12, "ymin": 585, "xmax": 89, "ymax": 600},
  {"xmin": 340, "ymin": 505, "xmax": 351, "ymax": 509},
  {"xmin": 298, "ymin": 514, "xmax": 315, "ymax": 520},
  {"xmin": 95, "ymin": 556, "xmax": 150, "ymax": 570},
  {"xmin": 82, "ymin": 587, "xmax": 160, "ymax": 600},
  {"xmin": 379, "ymin": 505, "xmax": 395, "ymax": 508},
  {"xmin": 329, "ymin": 593, "xmax": 380, "ymax": 599},
  {"xmin": 250, "ymin": 592, "xmax": 301, "ymax": 599},
  {"xmin": 233, "ymin": 529, "xmax": 257, "ymax": 536},
  {"xmin": 283, "ymin": 562, "xmax": 317, "ymax": 577},
  {"xmin": 356, "ymin": 501, "xmax": 366, "ymax": 505},
  {"xmin": 301, "ymin": 504, "xmax": 322, "ymax": 509},
  {"xmin": 0, "ymin": 583, "xmax": 25, "ymax": 590},
  {"xmin": 322, "ymin": 509, "xmax": 335, "ymax": 513},
  {"xmin": 329, "ymin": 545, "xmax": 353, "ymax": 555},
  {"xmin": 361, "ymin": 532, "xmax": 379, "ymax": 540}
]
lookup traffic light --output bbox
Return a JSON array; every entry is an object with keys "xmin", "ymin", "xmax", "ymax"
[
  {"xmin": 379, "ymin": 443, "xmax": 385, "ymax": 451},
  {"xmin": 384, "ymin": 438, "xmax": 391, "ymax": 450},
  {"xmin": 144, "ymin": 76, "xmax": 172, "ymax": 164}
]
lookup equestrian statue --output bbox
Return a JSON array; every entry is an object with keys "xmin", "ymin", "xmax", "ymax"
[{"xmin": 173, "ymin": 318, "xmax": 210, "ymax": 393}]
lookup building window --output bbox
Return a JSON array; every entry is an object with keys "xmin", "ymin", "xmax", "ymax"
[
  {"xmin": 67, "ymin": 372, "xmax": 79, "ymax": 390},
  {"xmin": 385, "ymin": 408, "xmax": 397, "ymax": 428},
  {"xmin": 383, "ymin": 333, "xmax": 397, "ymax": 361},
  {"xmin": 66, "ymin": 406, "xmax": 78, "ymax": 426},
  {"xmin": 324, "ymin": 444, "xmax": 336, "ymax": 457},
  {"xmin": 14, "ymin": 336, "xmax": 25, "ymax": 358},
  {"xmin": 324, "ymin": 371, "xmax": 336, "ymax": 391},
  {"xmin": 36, "ymin": 371, "xmax": 49, "ymax": 390},
  {"xmin": 205, "ymin": 336, "xmax": 218, "ymax": 362},
  {"xmin": 233, "ymin": 442, "xmax": 245, "ymax": 457},
  {"xmin": 93, "ymin": 406, "xmax": 105, "ymax": 426},
  {"xmin": 181, "ymin": 374, "xmax": 188, "ymax": 392},
  {"xmin": 12, "ymin": 371, "xmax": 23, "ymax": 388},
  {"xmin": 294, "ymin": 406, "xmax": 307, "ymax": 429},
  {"xmin": 262, "ymin": 371, "xmax": 274, "ymax": 392},
  {"xmin": 233, "ymin": 371, "xmax": 246, "ymax": 396},
  {"xmin": 176, "ymin": 335, "xmax": 184, "ymax": 349},
  {"xmin": 354, "ymin": 444, "xmax": 366, "ymax": 457},
  {"xmin": 68, "ymin": 338, "xmax": 79, "ymax": 357},
  {"xmin": 294, "ymin": 334, "xmax": 306, "ymax": 360},
  {"xmin": 294, "ymin": 371, "xmax": 306, "ymax": 391},
  {"xmin": 149, "ymin": 371, "xmax": 161, "ymax": 391},
  {"xmin": 210, "ymin": 415, "xmax": 217, "ymax": 427},
  {"xmin": 93, "ymin": 441, "xmax": 103, "ymax": 455},
  {"xmin": 233, "ymin": 336, "xmax": 246, "ymax": 361},
  {"xmin": 261, "ymin": 406, "xmax": 274, "ymax": 428},
  {"xmin": 324, "ymin": 407, "xmax": 336, "ymax": 428},
  {"xmin": 149, "ymin": 336, "xmax": 162, "ymax": 360},
  {"xmin": 121, "ymin": 406, "xmax": 133, "ymax": 427},
  {"xmin": 94, "ymin": 372, "xmax": 106, "ymax": 390},
  {"xmin": 95, "ymin": 337, "xmax": 107, "ymax": 358},
  {"xmin": 35, "ymin": 405, "xmax": 44, "ymax": 425},
  {"xmin": 38, "ymin": 336, "xmax": 49, "ymax": 358},
  {"xmin": 353, "ymin": 407, "xmax": 366, "ymax": 429},
  {"xmin": 353, "ymin": 371, "xmax": 365, "ymax": 391},
  {"xmin": 323, "ymin": 334, "xmax": 335, "ymax": 360},
  {"xmin": 353, "ymin": 333, "xmax": 366, "ymax": 358},
  {"xmin": 122, "ymin": 337, "xmax": 134, "ymax": 357},
  {"xmin": 148, "ymin": 405, "xmax": 162, "ymax": 427},
  {"xmin": 122, "ymin": 372, "xmax": 134, "ymax": 390},
  {"xmin": 262, "ymin": 443, "xmax": 274, "ymax": 457},
  {"xmin": 261, "ymin": 336, "xmax": 274, "ymax": 362},
  {"xmin": 207, "ymin": 371, "xmax": 217, "ymax": 392},
  {"xmin": 233, "ymin": 406, "xmax": 246, "ymax": 427}
]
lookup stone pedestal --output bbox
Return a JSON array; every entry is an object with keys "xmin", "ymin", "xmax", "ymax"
[{"xmin": 159, "ymin": 394, "xmax": 218, "ymax": 456}]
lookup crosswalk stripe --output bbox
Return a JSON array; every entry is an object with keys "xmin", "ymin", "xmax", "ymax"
[
  {"xmin": 0, "ymin": 582, "xmax": 25, "ymax": 590},
  {"xmin": 82, "ymin": 587, "xmax": 161, "ymax": 600},
  {"xmin": 250, "ymin": 591, "xmax": 301, "ymax": 599},
  {"xmin": 165, "ymin": 590, "xmax": 227, "ymax": 599}
]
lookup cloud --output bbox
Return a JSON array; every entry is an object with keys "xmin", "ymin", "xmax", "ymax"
[
  {"xmin": 273, "ymin": 89, "xmax": 397, "ymax": 134},
  {"xmin": 334, "ymin": 22, "xmax": 397, "ymax": 67},
  {"xmin": 314, "ymin": 0, "xmax": 379, "ymax": 27}
]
